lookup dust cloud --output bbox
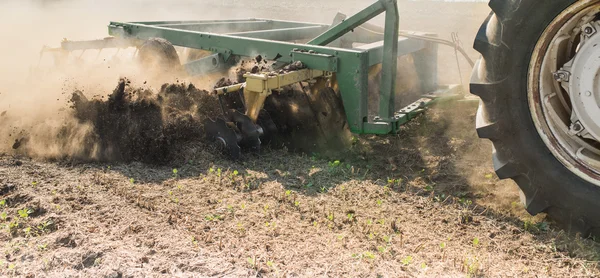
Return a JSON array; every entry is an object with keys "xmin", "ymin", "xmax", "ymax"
[
  {"xmin": 0, "ymin": 0, "xmax": 489, "ymax": 161},
  {"xmin": 0, "ymin": 0, "xmax": 222, "ymax": 160}
]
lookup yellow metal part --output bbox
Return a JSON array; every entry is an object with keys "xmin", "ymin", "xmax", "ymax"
[{"xmin": 215, "ymin": 69, "xmax": 331, "ymax": 122}]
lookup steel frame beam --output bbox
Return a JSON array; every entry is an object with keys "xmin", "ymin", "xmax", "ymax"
[
  {"xmin": 228, "ymin": 26, "xmax": 330, "ymax": 41},
  {"xmin": 93, "ymin": 0, "xmax": 442, "ymax": 135},
  {"xmin": 108, "ymin": 22, "xmax": 370, "ymax": 133}
]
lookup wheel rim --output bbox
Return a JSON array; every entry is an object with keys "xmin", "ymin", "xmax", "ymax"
[{"xmin": 529, "ymin": 0, "xmax": 600, "ymax": 186}]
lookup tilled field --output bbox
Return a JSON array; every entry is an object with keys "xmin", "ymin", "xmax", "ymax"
[
  {"xmin": 1, "ymin": 101, "xmax": 600, "ymax": 277},
  {"xmin": 2, "ymin": 0, "xmax": 600, "ymax": 277}
]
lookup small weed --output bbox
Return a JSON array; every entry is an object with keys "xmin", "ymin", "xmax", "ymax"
[
  {"xmin": 37, "ymin": 219, "xmax": 54, "ymax": 233},
  {"xmin": 0, "ymin": 212, "xmax": 6, "ymax": 220},
  {"xmin": 0, "ymin": 199, "xmax": 5, "ymax": 207},
  {"xmin": 376, "ymin": 199, "xmax": 382, "ymax": 206},
  {"xmin": 247, "ymin": 257, "xmax": 257, "ymax": 269},
  {"xmin": 328, "ymin": 160, "xmax": 341, "ymax": 168},
  {"xmin": 129, "ymin": 178, "xmax": 134, "ymax": 185},
  {"xmin": 377, "ymin": 246, "xmax": 386, "ymax": 253},
  {"xmin": 23, "ymin": 226, "xmax": 31, "ymax": 237},
  {"xmin": 434, "ymin": 194, "xmax": 446, "ymax": 202},
  {"xmin": 347, "ymin": 213, "xmax": 354, "ymax": 222},
  {"xmin": 172, "ymin": 168, "xmax": 179, "ymax": 178},
  {"xmin": 353, "ymin": 251, "xmax": 376, "ymax": 260},
  {"xmin": 204, "ymin": 214, "xmax": 223, "ymax": 221},
  {"xmin": 401, "ymin": 256, "xmax": 413, "ymax": 265},
  {"xmin": 38, "ymin": 243, "xmax": 47, "ymax": 251},
  {"xmin": 18, "ymin": 208, "xmax": 33, "ymax": 218},
  {"xmin": 327, "ymin": 212, "xmax": 334, "ymax": 221},
  {"xmin": 524, "ymin": 220, "xmax": 549, "ymax": 234},
  {"xmin": 387, "ymin": 178, "xmax": 402, "ymax": 187},
  {"xmin": 464, "ymin": 257, "xmax": 480, "ymax": 277},
  {"xmin": 440, "ymin": 242, "xmax": 446, "ymax": 250},
  {"xmin": 472, "ymin": 237, "xmax": 480, "ymax": 247},
  {"xmin": 266, "ymin": 260, "xmax": 277, "ymax": 272},
  {"xmin": 458, "ymin": 198, "xmax": 472, "ymax": 206}
]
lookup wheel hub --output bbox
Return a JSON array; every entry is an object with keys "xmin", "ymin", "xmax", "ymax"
[
  {"xmin": 559, "ymin": 22, "xmax": 600, "ymax": 142},
  {"xmin": 528, "ymin": 1, "xmax": 600, "ymax": 186}
]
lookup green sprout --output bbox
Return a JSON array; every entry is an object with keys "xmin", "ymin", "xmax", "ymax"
[{"xmin": 18, "ymin": 208, "xmax": 32, "ymax": 218}]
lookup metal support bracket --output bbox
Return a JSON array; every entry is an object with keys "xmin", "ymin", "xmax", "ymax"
[
  {"xmin": 291, "ymin": 49, "xmax": 338, "ymax": 72},
  {"xmin": 214, "ymin": 69, "xmax": 331, "ymax": 123}
]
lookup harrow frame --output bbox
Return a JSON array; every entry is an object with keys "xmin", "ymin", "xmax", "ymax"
[{"xmin": 54, "ymin": 0, "xmax": 460, "ymax": 135}]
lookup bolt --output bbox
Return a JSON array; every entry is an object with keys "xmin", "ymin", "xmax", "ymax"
[
  {"xmin": 553, "ymin": 70, "xmax": 570, "ymax": 82},
  {"xmin": 573, "ymin": 122, "xmax": 583, "ymax": 132},
  {"xmin": 586, "ymin": 91, "xmax": 592, "ymax": 97},
  {"xmin": 585, "ymin": 26, "xmax": 594, "ymax": 35}
]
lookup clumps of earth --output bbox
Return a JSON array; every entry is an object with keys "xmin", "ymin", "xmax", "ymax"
[{"xmin": 65, "ymin": 79, "xmax": 220, "ymax": 163}]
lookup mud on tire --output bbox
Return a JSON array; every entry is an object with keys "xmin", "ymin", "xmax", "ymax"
[{"xmin": 471, "ymin": 0, "xmax": 600, "ymax": 236}]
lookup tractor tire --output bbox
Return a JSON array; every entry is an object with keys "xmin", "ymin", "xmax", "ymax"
[
  {"xmin": 471, "ymin": 0, "xmax": 600, "ymax": 236},
  {"xmin": 138, "ymin": 38, "xmax": 181, "ymax": 74}
]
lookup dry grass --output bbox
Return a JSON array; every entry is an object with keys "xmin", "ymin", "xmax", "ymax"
[{"xmin": 1, "ymin": 101, "xmax": 600, "ymax": 277}]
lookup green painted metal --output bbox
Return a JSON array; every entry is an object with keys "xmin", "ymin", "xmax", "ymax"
[
  {"xmin": 71, "ymin": 0, "xmax": 449, "ymax": 135},
  {"xmin": 378, "ymin": 0, "xmax": 399, "ymax": 122},
  {"xmin": 355, "ymin": 38, "xmax": 424, "ymax": 66},
  {"xmin": 229, "ymin": 26, "xmax": 329, "ymax": 41},
  {"xmin": 307, "ymin": 0, "xmax": 386, "ymax": 46},
  {"xmin": 108, "ymin": 22, "xmax": 371, "ymax": 133},
  {"xmin": 290, "ymin": 50, "xmax": 338, "ymax": 72},
  {"xmin": 137, "ymin": 20, "xmax": 318, "ymax": 33}
]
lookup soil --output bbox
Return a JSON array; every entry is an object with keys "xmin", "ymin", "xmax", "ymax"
[
  {"xmin": 2, "ymin": 96, "xmax": 600, "ymax": 277},
  {"xmin": 2, "ymin": 1, "xmax": 600, "ymax": 277}
]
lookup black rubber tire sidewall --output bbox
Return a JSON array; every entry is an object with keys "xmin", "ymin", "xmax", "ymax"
[{"xmin": 473, "ymin": 0, "xmax": 600, "ymax": 235}]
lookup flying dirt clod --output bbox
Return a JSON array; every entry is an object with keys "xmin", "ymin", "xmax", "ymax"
[{"xmin": 65, "ymin": 78, "xmax": 220, "ymax": 163}]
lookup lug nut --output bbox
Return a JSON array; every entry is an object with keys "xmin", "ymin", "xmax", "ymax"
[
  {"xmin": 553, "ymin": 71, "xmax": 570, "ymax": 82},
  {"xmin": 585, "ymin": 26, "xmax": 594, "ymax": 35},
  {"xmin": 573, "ymin": 123, "xmax": 583, "ymax": 132}
]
